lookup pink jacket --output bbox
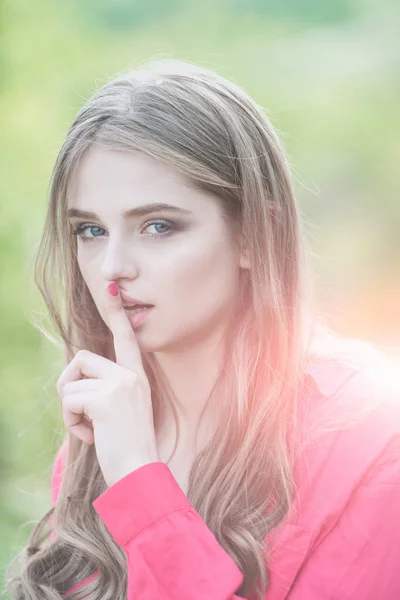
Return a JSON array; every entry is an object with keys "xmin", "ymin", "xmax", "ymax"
[{"xmin": 50, "ymin": 355, "xmax": 400, "ymax": 599}]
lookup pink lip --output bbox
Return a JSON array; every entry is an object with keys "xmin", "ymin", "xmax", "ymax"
[
  {"xmin": 120, "ymin": 290, "xmax": 154, "ymax": 307},
  {"xmin": 126, "ymin": 305, "xmax": 154, "ymax": 329}
]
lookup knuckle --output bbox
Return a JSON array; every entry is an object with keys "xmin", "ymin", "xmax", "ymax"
[
  {"xmin": 106, "ymin": 380, "xmax": 120, "ymax": 396},
  {"xmin": 62, "ymin": 382, "xmax": 73, "ymax": 395},
  {"xmin": 56, "ymin": 377, "xmax": 64, "ymax": 398},
  {"xmin": 124, "ymin": 370, "xmax": 140, "ymax": 388},
  {"xmin": 60, "ymin": 395, "xmax": 69, "ymax": 411}
]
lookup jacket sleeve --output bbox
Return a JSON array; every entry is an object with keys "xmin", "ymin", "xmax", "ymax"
[
  {"xmin": 286, "ymin": 436, "xmax": 400, "ymax": 600},
  {"xmin": 92, "ymin": 461, "xmax": 247, "ymax": 600}
]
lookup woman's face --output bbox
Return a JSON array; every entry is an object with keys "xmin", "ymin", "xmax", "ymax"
[{"xmin": 67, "ymin": 147, "xmax": 249, "ymax": 352}]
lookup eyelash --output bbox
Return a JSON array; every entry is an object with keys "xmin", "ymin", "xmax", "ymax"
[{"xmin": 71, "ymin": 219, "xmax": 176, "ymax": 244}]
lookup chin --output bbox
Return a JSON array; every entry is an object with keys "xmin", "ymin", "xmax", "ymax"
[
  {"xmin": 135, "ymin": 326, "xmax": 195, "ymax": 355},
  {"xmin": 132, "ymin": 328, "xmax": 167, "ymax": 353}
]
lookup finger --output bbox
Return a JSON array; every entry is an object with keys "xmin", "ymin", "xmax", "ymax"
[
  {"xmin": 56, "ymin": 350, "xmax": 118, "ymax": 397},
  {"xmin": 62, "ymin": 393, "xmax": 94, "ymax": 445},
  {"xmin": 62, "ymin": 378, "xmax": 102, "ymax": 396},
  {"xmin": 104, "ymin": 281, "xmax": 143, "ymax": 371}
]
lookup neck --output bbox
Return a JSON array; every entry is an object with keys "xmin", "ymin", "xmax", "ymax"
[
  {"xmin": 149, "ymin": 301, "xmax": 242, "ymax": 448},
  {"xmin": 154, "ymin": 331, "xmax": 227, "ymax": 432}
]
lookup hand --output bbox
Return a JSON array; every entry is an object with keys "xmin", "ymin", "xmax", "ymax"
[{"xmin": 56, "ymin": 281, "xmax": 160, "ymax": 487}]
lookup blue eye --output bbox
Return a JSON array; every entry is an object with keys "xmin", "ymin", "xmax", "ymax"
[
  {"xmin": 71, "ymin": 224, "xmax": 106, "ymax": 243},
  {"xmin": 144, "ymin": 220, "xmax": 174, "ymax": 238},
  {"xmin": 71, "ymin": 219, "xmax": 176, "ymax": 243}
]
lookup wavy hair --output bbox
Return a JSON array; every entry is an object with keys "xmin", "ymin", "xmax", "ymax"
[{"xmin": 5, "ymin": 58, "xmax": 339, "ymax": 599}]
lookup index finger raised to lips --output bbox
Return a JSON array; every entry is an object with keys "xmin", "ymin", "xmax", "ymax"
[{"xmin": 105, "ymin": 281, "xmax": 144, "ymax": 371}]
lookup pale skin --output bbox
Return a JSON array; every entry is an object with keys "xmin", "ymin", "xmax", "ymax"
[
  {"xmin": 56, "ymin": 286, "xmax": 159, "ymax": 488},
  {"xmin": 60, "ymin": 147, "xmax": 250, "ymax": 491}
]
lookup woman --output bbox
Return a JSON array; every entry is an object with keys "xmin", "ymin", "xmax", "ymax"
[{"xmin": 5, "ymin": 58, "xmax": 400, "ymax": 600}]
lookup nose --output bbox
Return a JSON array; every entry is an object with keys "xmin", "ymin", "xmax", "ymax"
[{"xmin": 100, "ymin": 237, "xmax": 139, "ymax": 282}]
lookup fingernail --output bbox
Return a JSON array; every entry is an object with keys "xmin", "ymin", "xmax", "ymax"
[{"xmin": 108, "ymin": 281, "xmax": 119, "ymax": 297}]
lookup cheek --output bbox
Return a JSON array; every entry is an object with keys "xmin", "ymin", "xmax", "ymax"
[
  {"xmin": 163, "ymin": 238, "xmax": 236, "ymax": 306},
  {"xmin": 77, "ymin": 243, "xmax": 104, "ymax": 276},
  {"xmin": 78, "ymin": 255, "xmax": 101, "ymax": 304},
  {"xmin": 78, "ymin": 256, "xmax": 94, "ymax": 287}
]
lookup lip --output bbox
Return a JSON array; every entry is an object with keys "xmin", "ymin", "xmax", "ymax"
[
  {"xmin": 119, "ymin": 290, "xmax": 154, "ymax": 308},
  {"xmin": 126, "ymin": 305, "xmax": 154, "ymax": 329}
]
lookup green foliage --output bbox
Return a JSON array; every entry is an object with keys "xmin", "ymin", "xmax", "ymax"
[
  {"xmin": 233, "ymin": 0, "xmax": 357, "ymax": 24},
  {"xmin": 76, "ymin": 0, "xmax": 183, "ymax": 29}
]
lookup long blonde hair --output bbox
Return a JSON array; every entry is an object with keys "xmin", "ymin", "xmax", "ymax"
[{"xmin": 6, "ymin": 58, "xmax": 342, "ymax": 599}]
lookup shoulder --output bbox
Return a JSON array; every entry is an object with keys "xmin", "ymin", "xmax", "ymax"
[
  {"xmin": 303, "ymin": 332, "xmax": 400, "ymax": 429},
  {"xmin": 295, "ymin": 338, "xmax": 400, "ymax": 531},
  {"xmin": 303, "ymin": 338, "xmax": 400, "ymax": 452},
  {"xmin": 267, "ymin": 343, "xmax": 400, "ymax": 599}
]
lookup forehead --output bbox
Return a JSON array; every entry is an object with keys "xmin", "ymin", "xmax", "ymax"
[{"xmin": 67, "ymin": 146, "xmax": 218, "ymax": 217}]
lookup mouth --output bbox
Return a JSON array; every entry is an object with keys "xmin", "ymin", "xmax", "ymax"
[
  {"xmin": 120, "ymin": 289, "xmax": 154, "ymax": 312},
  {"xmin": 124, "ymin": 304, "xmax": 154, "ymax": 328},
  {"xmin": 123, "ymin": 304, "xmax": 153, "ymax": 315}
]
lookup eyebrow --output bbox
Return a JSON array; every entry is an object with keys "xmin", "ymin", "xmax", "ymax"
[{"xmin": 67, "ymin": 203, "xmax": 192, "ymax": 220}]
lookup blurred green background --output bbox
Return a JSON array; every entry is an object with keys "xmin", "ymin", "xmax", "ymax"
[{"xmin": 1, "ymin": 0, "xmax": 399, "ymax": 592}]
